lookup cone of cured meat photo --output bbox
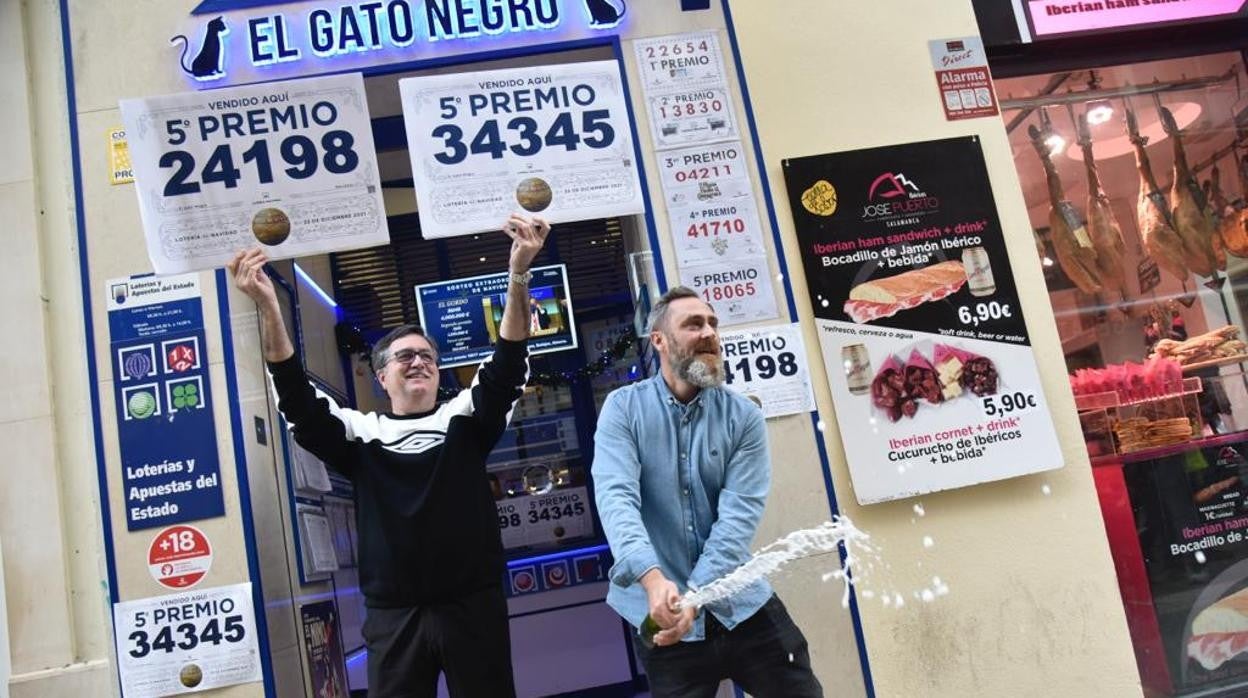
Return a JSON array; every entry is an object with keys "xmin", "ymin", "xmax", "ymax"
[
  {"xmin": 871, "ymin": 354, "xmax": 917, "ymax": 422},
  {"xmin": 905, "ymin": 348, "xmax": 943, "ymax": 405},
  {"xmin": 843, "ymin": 260, "xmax": 967, "ymax": 324},
  {"xmin": 960, "ymin": 351, "xmax": 999, "ymax": 397}
]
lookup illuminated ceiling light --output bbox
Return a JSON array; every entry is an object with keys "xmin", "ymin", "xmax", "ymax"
[
  {"xmin": 1065, "ymin": 102, "xmax": 1203, "ymax": 161},
  {"xmin": 1044, "ymin": 132, "xmax": 1066, "ymax": 156},
  {"xmin": 1038, "ymin": 106, "xmax": 1065, "ymax": 157},
  {"xmin": 1042, "ymin": 256, "xmax": 1055, "ymax": 267},
  {"xmin": 1086, "ymin": 99, "xmax": 1114, "ymax": 125}
]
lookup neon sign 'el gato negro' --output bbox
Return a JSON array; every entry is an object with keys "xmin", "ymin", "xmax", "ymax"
[{"xmin": 248, "ymin": 0, "xmax": 565, "ymax": 66}]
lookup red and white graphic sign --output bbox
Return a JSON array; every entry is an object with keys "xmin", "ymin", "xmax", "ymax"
[
  {"xmin": 928, "ymin": 37, "xmax": 999, "ymax": 121},
  {"xmin": 148, "ymin": 524, "xmax": 213, "ymax": 589},
  {"xmin": 166, "ymin": 342, "xmax": 197, "ymax": 372},
  {"xmin": 510, "ymin": 567, "xmax": 537, "ymax": 594},
  {"xmin": 543, "ymin": 561, "xmax": 570, "ymax": 588}
]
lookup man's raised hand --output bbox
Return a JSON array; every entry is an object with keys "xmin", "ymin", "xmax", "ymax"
[
  {"xmin": 227, "ymin": 248, "xmax": 277, "ymax": 307},
  {"xmin": 504, "ymin": 214, "xmax": 551, "ymax": 274}
]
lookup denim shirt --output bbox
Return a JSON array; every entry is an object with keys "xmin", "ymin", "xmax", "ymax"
[{"xmin": 592, "ymin": 374, "xmax": 772, "ymax": 641}]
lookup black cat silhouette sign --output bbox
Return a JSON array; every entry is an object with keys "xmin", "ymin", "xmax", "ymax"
[
  {"xmin": 171, "ymin": 16, "xmax": 229, "ymax": 82},
  {"xmin": 583, "ymin": 0, "xmax": 626, "ymax": 28}
]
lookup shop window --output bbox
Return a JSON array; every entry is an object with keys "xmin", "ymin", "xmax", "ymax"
[{"xmin": 999, "ymin": 51, "xmax": 1248, "ymax": 696}]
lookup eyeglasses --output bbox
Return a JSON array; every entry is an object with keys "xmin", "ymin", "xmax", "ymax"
[{"xmin": 385, "ymin": 348, "xmax": 437, "ymax": 368}]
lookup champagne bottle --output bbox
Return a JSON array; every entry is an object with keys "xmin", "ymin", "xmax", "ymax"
[{"xmin": 638, "ymin": 614, "xmax": 662, "ymax": 649}]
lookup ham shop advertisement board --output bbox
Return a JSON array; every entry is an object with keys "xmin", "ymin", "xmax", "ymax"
[{"xmin": 782, "ymin": 136, "xmax": 1064, "ymax": 504}]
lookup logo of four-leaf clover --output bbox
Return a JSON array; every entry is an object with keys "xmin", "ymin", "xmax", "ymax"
[{"xmin": 172, "ymin": 382, "xmax": 199, "ymax": 409}]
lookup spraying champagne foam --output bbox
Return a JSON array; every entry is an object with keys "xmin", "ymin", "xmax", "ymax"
[{"xmin": 680, "ymin": 517, "xmax": 872, "ymax": 610}]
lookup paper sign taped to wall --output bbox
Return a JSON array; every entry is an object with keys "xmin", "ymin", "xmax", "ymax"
[{"xmin": 119, "ymin": 73, "xmax": 389, "ymax": 273}]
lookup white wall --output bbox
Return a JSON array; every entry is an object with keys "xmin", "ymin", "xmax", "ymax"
[{"xmin": 1, "ymin": 0, "xmax": 113, "ymax": 696}]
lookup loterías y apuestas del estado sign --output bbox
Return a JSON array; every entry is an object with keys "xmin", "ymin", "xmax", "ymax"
[{"xmin": 171, "ymin": 0, "xmax": 630, "ymax": 87}]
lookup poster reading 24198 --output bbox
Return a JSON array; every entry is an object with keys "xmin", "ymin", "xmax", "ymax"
[
  {"xmin": 120, "ymin": 73, "xmax": 389, "ymax": 274},
  {"xmin": 400, "ymin": 61, "xmax": 645, "ymax": 238}
]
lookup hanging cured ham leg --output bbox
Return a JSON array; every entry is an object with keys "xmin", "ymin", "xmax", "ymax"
[
  {"xmin": 1160, "ymin": 105, "xmax": 1221, "ymax": 275},
  {"xmin": 1218, "ymin": 153, "xmax": 1248, "ymax": 257},
  {"xmin": 1127, "ymin": 103, "xmax": 1191, "ymax": 293},
  {"xmin": 1077, "ymin": 110, "xmax": 1130, "ymax": 313},
  {"xmin": 1028, "ymin": 124, "xmax": 1101, "ymax": 293}
]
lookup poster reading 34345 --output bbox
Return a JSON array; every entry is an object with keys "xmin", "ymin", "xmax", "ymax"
[
  {"xmin": 119, "ymin": 73, "xmax": 388, "ymax": 273},
  {"xmin": 782, "ymin": 136, "xmax": 1063, "ymax": 504},
  {"xmin": 400, "ymin": 61, "xmax": 644, "ymax": 238},
  {"xmin": 113, "ymin": 583, "xmax": 262, "ymax": 698}
]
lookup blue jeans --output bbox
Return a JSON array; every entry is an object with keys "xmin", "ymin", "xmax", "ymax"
[{"xmin": 632, "ymin": 595, "xmax": 823, "ymax": 698}]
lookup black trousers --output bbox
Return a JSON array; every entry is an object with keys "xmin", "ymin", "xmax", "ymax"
[
  {"xmin": 632, "ymin": 595, "xmax": 823, "ymax": 698},
  {"xmin": 362, "ymin": 585, "xmax": 516, "ymax": 698}
]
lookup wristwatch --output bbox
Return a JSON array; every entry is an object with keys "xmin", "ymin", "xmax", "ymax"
[{"xmin": 509, "ymin": 270, "xmax": 532, "ymax": 285}]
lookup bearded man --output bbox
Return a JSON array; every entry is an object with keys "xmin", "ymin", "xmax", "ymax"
[{"xmin": 591, "ymin": 287, "xmax": 823, "ymax": 698}]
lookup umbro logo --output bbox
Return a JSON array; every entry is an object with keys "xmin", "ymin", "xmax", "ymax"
[{"xmin": 384, "ymin": 431, "xmax": 445, "ymax": 454}]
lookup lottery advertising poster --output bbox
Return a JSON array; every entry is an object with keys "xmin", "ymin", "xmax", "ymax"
[
  {"xmin": 107, "ymin": 273, "xmax": 225, "ymax": 530},
  {"xmin": 119, "ymin": 72, "xmax": 388, "ymax": 273},
  {"xmin": 632, "ymin": 32, "xmax": 739, "ymax": 150},
  {"xmin": 679, "ymin": 256, "xmax": 777, "ymax": 327},
  {"xmin": 399, "ymin": 60, "xmax": 645, "ymax": 237},
  {"xmin": 493, "ymin": 456, "xmax": 593, "ymax": 550},
  {"xmin": 781, "ymin": 136, "xmax": 1063, "ymax": 504},
  {"xmin": 300, "ymin": 601, "xmax": 348, "ymax": 698},
  {"xmin": 717, "ymin": 324, "xmax": 816, "ymax": 419},
  {"xmin": 113, "ymin": 583, "xmax": 262, "ymax": 697}
]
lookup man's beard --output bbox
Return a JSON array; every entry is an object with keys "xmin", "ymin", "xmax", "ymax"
[{"xmin": 670, "ymin": 337, "xmax": 723, "ymax": 388}]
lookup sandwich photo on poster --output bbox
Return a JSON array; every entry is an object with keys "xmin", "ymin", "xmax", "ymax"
[
  {"xmin": 782, "ymin": 136, "xmax": 1063, "ymax": 504},
  {"xmin": 415, "ymin": 264, "xmax": 577, "ymax": 368},
  {"xmin": 1181, "ymin": 561, "xmax": 1248, "ymax": 692}
]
